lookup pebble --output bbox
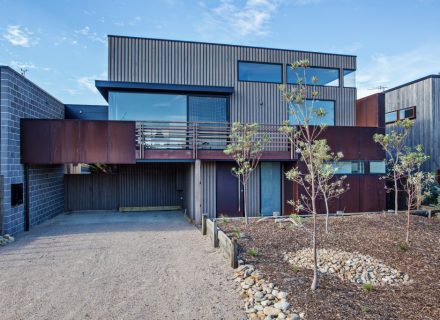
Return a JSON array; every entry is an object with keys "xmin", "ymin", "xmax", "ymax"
[{"xmin": 285, "ymin": 248, "xmax": 410, "ymax": 286}]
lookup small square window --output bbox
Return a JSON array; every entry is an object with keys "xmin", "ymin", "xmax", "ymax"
[
  {"xmin": 370, "ymin": 161, "xmax": 386, "ymax": 174},
  {"xmin": 399, "ymin": 107, "xmax": 416, "ymax": 120}
]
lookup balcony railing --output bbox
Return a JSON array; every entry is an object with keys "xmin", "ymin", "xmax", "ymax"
[{"xmin": 135, "ymin": 121, "xmax": 294, "ymax": 160}]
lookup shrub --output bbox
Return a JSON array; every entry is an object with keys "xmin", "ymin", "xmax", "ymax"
[
  {"xmin": 361, "ymin": 305, "xmax": 370, "ymax": 313},
  {"xmin": 218, "ymin": 214, "xmax": 229, "ymax": 224},
  {"xmin": 291, "ymin": 265, "xmax": 300, "ymax": 273},
  {"xmin": 362, "ymin": 283, "xmax": 374, "ymax": 292},
  {"xmin": 233, "ymin": 227, "xmax": 241, "ymax": 239},
  {"xmin": 397, "ymin": 242, "xmax": 409, "ymax": 252},
  {"xmin": 248, "ymin": 248, "xmax": 258, "ymax": 257}
]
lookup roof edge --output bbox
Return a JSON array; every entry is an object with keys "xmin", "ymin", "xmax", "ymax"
[
  {"xmin": 385, "ymin": 74, "xmax": 440, "ymax": 93},
  {"xmin": 107, "ymin": 35, "xmax": 357, "ymax": 59}
]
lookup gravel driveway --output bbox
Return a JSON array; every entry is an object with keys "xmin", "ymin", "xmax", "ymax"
[{"xmin": 0, "ymin": 211, "xmax": 244, "ymax": 320}]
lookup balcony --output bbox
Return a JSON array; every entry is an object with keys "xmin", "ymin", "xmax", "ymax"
[{"xmin": 135, "ymin": 121, "xmax": 294, "ymax": 161}]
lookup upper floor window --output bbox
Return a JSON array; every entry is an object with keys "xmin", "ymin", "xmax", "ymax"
[
  {"xmin": 238, "ymin": 62, "xmax": 282, "ymax": 83},
  {"xmin": 343, "ymin": 69, "xmax": 356, "ymax": 87},
  {"xmin": 287, "ymin": 66, "xmax": 339, "ymax": 87},
  {"xmin": 385, "ymin": 106, "xmax": 416, "ymax": 124},
  {"xmin": 288, "ymin": 99, "xmax": 335, "ymax": 126}
]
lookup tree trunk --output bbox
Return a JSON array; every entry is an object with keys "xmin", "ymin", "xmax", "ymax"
[
  {"xmin": 311, "ymin": 206, "xmax": 318, "ymax": 290},
  {"xmin": 324, "ymin": 195, "xmax": 330, "ymax": 234},
  {"xmin": 394, "ymin": 178, "xmax": 399, "ymax": 215},
  {"xmin": 243, "ymin": 182, "xmax": 248, "ymax": 224},
  {"xmin": 406, "ymin": 205, "xmax": 411, "ymax": 244}
]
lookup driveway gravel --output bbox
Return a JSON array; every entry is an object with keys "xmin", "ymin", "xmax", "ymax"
[{"xmin": 0, "ymin": 211, "xmax": 244, "ymax": 320}]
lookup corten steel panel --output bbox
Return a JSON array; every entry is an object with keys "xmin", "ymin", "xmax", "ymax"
[
  {"xmin": 356, "ymin": 94, "xmax": 380, "ymax": 127},
  {"xmin": 79, "ymin": 121, "xmax": 108, "ymax": 163},
  {"xmin": 358, "ymin": 127, "xmax": 385, "ymax": 160},
  {"xmin": 216, "ymin": 162, "xmax": 243, "ymax": 217},
  {"xmin": 21, "ymin": 120, "xmax": 136, "ymax": 164},
  {"xmin": 108, "ymin": 121, "xmax": 136, "ymax": 163},
  {"xmin": 51, "ymin": 120, "xmax": 80, "ymax": 163},
  {"xmin": 282, "ymin": 162, "xmax": 297, "ymax": 215},
  {"xmin": 21, "ymin": 120, "xmax": 52, "ymax": 164}
]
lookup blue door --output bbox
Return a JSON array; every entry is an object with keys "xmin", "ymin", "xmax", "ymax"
[{"xmin": 260, "ymin": 162, "xmax": 281, "ymax": 216}]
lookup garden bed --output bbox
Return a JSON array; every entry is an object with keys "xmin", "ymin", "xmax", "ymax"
[{"xmin": 219, "ymin": 214, "xmax": 440, "ymax": 319}]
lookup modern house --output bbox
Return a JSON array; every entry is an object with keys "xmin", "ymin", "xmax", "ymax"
[
  {"xmin": 2, "ymin": 36, "xmax": 386, "ymax": 235},
  {"xmin": 383, "ymin": 75, "xmax": 440, "ymax": 175}
]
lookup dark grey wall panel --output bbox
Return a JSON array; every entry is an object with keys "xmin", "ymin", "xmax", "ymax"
[
  {"xmin": 108, "ymin": 36, "xmax": 356, "ymax": 126},
  {"xmin": 385, "ymin": 77, "xmax": 439, "ymax": 172},
  {"xmin": 201, "ymin": 161, "xmax": 216, "ymax": 218}
]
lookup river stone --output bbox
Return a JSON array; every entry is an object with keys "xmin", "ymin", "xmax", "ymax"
[{"xmin": 263, "ymin": 306, "xmax": 280, "ymax": 316}]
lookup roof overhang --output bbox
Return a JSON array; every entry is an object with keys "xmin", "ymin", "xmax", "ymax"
[{"xmin": 95, "ymin": 80, "xmax": 234, "ymax": 101}]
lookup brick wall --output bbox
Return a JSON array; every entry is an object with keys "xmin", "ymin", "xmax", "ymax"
[{"xmin": 0, "ymin": 66, "xmax": 65, "ymax": 235}]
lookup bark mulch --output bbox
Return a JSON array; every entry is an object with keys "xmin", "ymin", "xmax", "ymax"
[{"xmin": 219, "ymin": 214, "xmax": 440, "ymax": 320}]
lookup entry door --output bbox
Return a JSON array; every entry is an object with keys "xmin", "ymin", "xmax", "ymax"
[
  {"xmin": 216, "ymin": 162, "xmax": 243, "ymax": 217},
  {"xmin": 260, "ymin": 162, "xmax": 281, "ymax": 216}
]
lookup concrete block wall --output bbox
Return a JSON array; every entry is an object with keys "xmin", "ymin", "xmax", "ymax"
[{"xmin": 0, "ymin": 66, "xmax": 65, "ymax": 235}]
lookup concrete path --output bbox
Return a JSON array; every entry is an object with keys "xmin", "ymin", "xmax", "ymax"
[{"xmin": 0, "ymin": 211, "xmax": 244, "ymax": 320}]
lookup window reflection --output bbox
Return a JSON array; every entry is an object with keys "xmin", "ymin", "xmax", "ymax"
[
  {"xmin": 287, "ymin": 67, "xmax": 339, "ymax": 86},
  {"xmin": 289, "ymin": 99, "xmax": 335, "ymax": 126},
  {"xmin": 238, "ymin": 62, "xmax": 282, "ymax": 83}
]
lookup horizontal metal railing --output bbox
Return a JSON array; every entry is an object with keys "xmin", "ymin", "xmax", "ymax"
[{"xmin": 135, "ymin": 121, "xmax": 294, "ymax": 159}]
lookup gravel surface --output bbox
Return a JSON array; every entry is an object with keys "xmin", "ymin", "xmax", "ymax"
[{"xmin": 0, "ymin": 211, "xmax": 244, "ymax": 320}]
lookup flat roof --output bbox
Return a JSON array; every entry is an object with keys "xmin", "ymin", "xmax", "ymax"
[
  {"xmin": 108, "ymin": 35, "xmax": 357, "ymax": 58},
  {"xmin": 95, "ymin": 80, "xmax": 234, "ymax": 101},
  {"xmin": 385, "ymin": 74, "xmax": 440, "ymax": 93}
]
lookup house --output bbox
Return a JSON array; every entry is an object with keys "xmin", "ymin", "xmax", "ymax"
[
  {"xmin": 3, "ymin": 36, "xmax": 386, "ymax": 235},
  {"xmin": 383, "ymin": 75, "xmax": 440, "ymax": 175}
]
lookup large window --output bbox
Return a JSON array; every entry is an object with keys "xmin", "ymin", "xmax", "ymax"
[
  {"xmin": 188, "ymin": 96, "xmax": 227, "ymax": 123},
  {"xmin": 288, "ymin": 99, "xmax": 335, "ymax": 126},
  {"xmin": 287, "ymin": 66, "xmax": 339, "ymax": 86},
  {"xmin": 343, "ymin": 69, "xmax": 356, "ymax": 87},
  {"xmin": 238, "ymin": 62, "xmax": 282, "ymax": 83},
  {"xmin": 109, "ymin": 92, "xmax": 187, "ymax": 121}
]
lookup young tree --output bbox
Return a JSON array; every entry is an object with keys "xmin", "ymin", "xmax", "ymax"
[
  {"xmin": 224, "ymin": 123, "xmax": 269, "ymax": 224},
  {"xmin": 279, "ymin": 59, "xmax": 340, "ymax": 290},
  {"xmin": 317, "ymin": 148, "xmax": 349, "ymax": 233},
  {"xmin": 398, "ymin": 145, "xmax": 434, "ymax": 244},
  {"xmin": 373, "ymin": 119, "xmax": 413, "ymax": 214}
]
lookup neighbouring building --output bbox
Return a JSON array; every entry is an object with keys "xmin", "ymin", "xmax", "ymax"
[
  {"xmin": 383, "ymin": 75, "xmax": 440, "ymax": 175},
  {"xmin": 4, "ymin": 36, "xmax": 386, "ymax": 234},
  {"xmin": 0, "ymin": 66, "xmax": 65, "ymax": 235}
]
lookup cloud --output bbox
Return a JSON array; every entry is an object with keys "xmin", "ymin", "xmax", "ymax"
[
  {"xmin": 3, "ymin": 25, "xmax": 38, "ymax": 47},
  {"xmin": 198, "ymin": 0, "xmax": 281, "ymax": 39},
  {"xmin": 76, "ymin": 71, "xmax": 107, "ymax": 95},
  {"xmin": 77, "ymin": 76, "xmax": 98, "ymax": 94},
  {"xmin": 74, "ymin": 26, "xmax": 106, "ymax": 44},
  {"xmin": 357, "ymin": 44, "xmax": 440, "ymax": 98}
]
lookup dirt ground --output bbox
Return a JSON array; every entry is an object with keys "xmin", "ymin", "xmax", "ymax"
[
  {"xmin": 221, "ymin": 214, "xmax": 440, "ymax": 320},
  {"xmin": 0, "ymin": 211, "xmax": 245, "ymax": 320}
]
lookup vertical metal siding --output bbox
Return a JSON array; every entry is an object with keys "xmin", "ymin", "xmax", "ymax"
[
  {"xmin": 201, "ymin": 161, "xmax": 216, "ymax": 218},
  {"xmin": 108, "ymin": 36, "xmax": 356, "ymax": 126},
  {"xmin": 247, "ymin": 165, "xmax": 260, "ymax": 217},
  {"xmin": 385, "ymin": 78, "xmax": 437, "ymax": 172}
]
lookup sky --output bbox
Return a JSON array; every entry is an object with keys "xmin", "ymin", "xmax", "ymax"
[{"xmin": 1, "ymin": 0, "xmax": 439, "ymax": 105}]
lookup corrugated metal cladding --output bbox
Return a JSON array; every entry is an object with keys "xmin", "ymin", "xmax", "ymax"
[
  {"xmin": 108, "ymin": 36, "xmax": 357, "ymax": 126},
  {"xmin": 385, "ymin": 77, "xmax": 439, "ymax": 172},
  {"xmin": 64, "ymin": 163, "xmax": 191, "ymax": 211},
  {"xmin": 201, "ymin": 161, "xmax": 216, "ymax": 218}
]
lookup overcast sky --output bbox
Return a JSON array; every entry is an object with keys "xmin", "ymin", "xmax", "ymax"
[{"xmin": 1, "ymin": 0, "xmax": 439, "ymax": 105}]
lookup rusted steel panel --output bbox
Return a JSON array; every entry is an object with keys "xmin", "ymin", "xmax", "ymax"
[
  {"xmin": 21, "ymin": 120, "xmax": 52, "ymax": 163},
  {"xmin": 108, "ymin": 121, "xmax": 136, "ymax": 163},
  {"xmin": 21, "ymin": 120, "xmax": 136, "ymax": 164},
  {"xmin": 356, "ymin": 93, "xmax": 385, "ymax": 128},
  {"xmin": 79, "ymin": 121, "xmax": 108, "ymax": 163}
]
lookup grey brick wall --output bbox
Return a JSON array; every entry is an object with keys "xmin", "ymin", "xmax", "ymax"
[{"xmin": 0, "ymin": 66, "xmax": 65, "ymax": 235}]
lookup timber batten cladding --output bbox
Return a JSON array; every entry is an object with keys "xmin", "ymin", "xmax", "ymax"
[
  {"xmin": 385, "ymin": 75, "xmax": 440, "ymax": 173},
  {"xmin": 107, "ymin": 36, "xmax": 357, "ymax": 126}
]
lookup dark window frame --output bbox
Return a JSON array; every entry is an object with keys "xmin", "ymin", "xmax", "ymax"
[
  {"xmin": 331, "ymin": 160, "xmax": 366, "ymax": 175},
  {"xmin": 286, "ymin": 65, "xmax": 340, "ymax": 87},
  {"xmin": 237, "ymin": 61, "xmax": 283, "ymax": 84},
  {"xmin": 385, "ymin": 106, "xmax": 416, "ymax": 124}
]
